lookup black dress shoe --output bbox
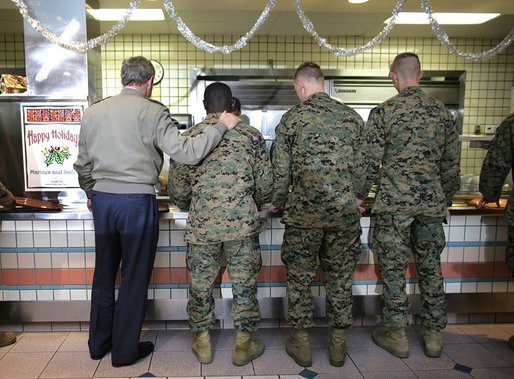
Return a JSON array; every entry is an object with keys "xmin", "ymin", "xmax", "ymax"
[
  {"xmin": 112, "ymin": 341, "xmax": 154, "ymax": 367},
  {"xmin": 90, "ymin": 346, "xmax": 111, "ymax": 360}
]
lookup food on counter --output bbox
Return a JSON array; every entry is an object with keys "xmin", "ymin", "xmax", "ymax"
[
  {"xmin": 468, "ymin": 198, "xmax": 507, "ymax": 209},
  {"xmin": 0, "ymin": 74, "xmax": 27, "ymax": 94}
]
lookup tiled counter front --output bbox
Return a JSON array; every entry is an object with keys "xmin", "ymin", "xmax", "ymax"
[{"xmin": 1, "ymin": 210, "xmax": 513, "ymax": 329}]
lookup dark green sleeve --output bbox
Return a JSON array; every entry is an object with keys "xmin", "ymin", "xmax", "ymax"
[
  {"xmin": 354, "ymin": 107, "xmax": 386, "ymax": 199},
  {"xmin": 479, "ymin": 116, "xmax": 514, "ymax": 202},
  {"xmin": 253, "ymin": 135, "xmax": 273, "ymax": 207},
  {"xmin": 270, "ymin": 119, "xmax": 293, "ymax": 209},
  {"xmin": 440, "ymin": 116, "xmax": 461, "ymax": 206},
  {"xmin": 167, "ymin": 158, "xmax": 192, "ymax": 210}
]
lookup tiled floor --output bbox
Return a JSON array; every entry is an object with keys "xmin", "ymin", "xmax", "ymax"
[{"xmin": 1, "ymin": 324, "xmax": 514, "ymax": 378}]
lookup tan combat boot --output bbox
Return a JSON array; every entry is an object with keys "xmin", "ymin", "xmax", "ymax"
[
  {"xmin": 192, "ymin": 330, "xmax": 213, "ymax": 364},
  {"xmin": 372, "ymin": 327, "xmax": 409, "ymax": 358},
  {"xmin": 0, "ymin": 331, "xmax": 16, "ymax": 347},
  {"xmin": 423, "ymin": 329, "xmax": 443, "ymax": 358},
  {"xmin": 286, "ymin": 328, "xmax": 312, "ymax": 367},
  {"xmin": 232, "ymin": 330, "xmax": 265, "ymax": 366},
  {"xmin": 329, "ymin": 328, "xmax": 346, "ymax": 367}
]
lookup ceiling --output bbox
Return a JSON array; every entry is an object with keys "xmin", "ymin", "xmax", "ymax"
[{"xmin": 0, "ymin": 0, "xmax": 513, "ymax": 39}]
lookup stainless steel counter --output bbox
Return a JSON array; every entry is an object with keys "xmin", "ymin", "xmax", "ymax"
[{"xmin": 0, "ymin": 201, "xmax": 505, "ymax": 220}]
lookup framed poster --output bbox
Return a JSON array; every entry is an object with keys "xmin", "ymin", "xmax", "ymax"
[{"xmin": 20, "ymin": 102, "xmax": 87, "ymax": 190}]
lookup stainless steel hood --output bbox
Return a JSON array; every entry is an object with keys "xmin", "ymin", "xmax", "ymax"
[
  {"xmin": 330, "ymin": 71, "xmax": 465, "ymax": 107},
  {"xmin": 190, "ymin": 68, "xmax": 466, "ymax": 141},
  {"xmin": 191, "ymin": 68, "xmax": 465, "ymax": 107}
]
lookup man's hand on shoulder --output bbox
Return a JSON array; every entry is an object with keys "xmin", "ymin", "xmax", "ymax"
[{"xmin": 219, "ymin": 111, "xmax": 240, "ymax": 130}]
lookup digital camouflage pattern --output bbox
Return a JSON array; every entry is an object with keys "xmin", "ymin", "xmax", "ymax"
[
  {"xmin": 270, "ymin": 91, "xmax": 364, "ymax": 330},
  {"xmin": 373, "ymin": 214, "xmax": 447, "ymax": 330},
  {"xmin": 167, "ymin": 113, "xmax": 271, "ymax": 333},
  {"xmin": 281, "ymin": 223, "xmax": 362, "ymax": 329},
  {"xmin": 358, "ymin": 86, "xmax": 460, "ymax": 330},
  {"xmin": 186, "ymin": 236, "xmax": 261, "ymax": 332},
  {"xmin": 356, "ymin": 86, "xmax": 461, "ymax": 216},
  {"xmin": 167, "ymin": 113, "xmax": 272, "ymax": 244},
  {"xmin": 479, "ymin": 112, "xmax": 514, "ymax": 276},
  {"xmin": 271, "ymin": 92, "xmax": 364, "ymax": 228}
]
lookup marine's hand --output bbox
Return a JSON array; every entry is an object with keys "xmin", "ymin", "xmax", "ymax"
[
  {"xmin": 356, "ymin": 198, "xmax": 366, "ymax": 214},
  {"xmin": 269, "ymin": 203, "xmax": 280, "ymax": 213},
  {"xmin": 87, "ymin": 198, "xmax": 92, "ymax": 212},
  {"xmin": 0, "ymin": 190, "xmax": 15, "ymax": 208},
  {"xmin": 158, "ymin": 175, "xmax": 168, "ymax": 191},
  {"xmin": 219, "ymin": 111, "xmax": 240, "ymax": 130},
  {"xmin": 478, "ymin": 198, "xmax": 487, "ymax": 208}
]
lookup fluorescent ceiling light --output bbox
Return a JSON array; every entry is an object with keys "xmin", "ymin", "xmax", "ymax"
[
  {"xmin": 348, "ymin": 0, "xmax": 369, "ymax": 3},
  {"xmin": 87, "ymin": 9, "xmax": 165, "ymax": 21},
  {"xmin": 385, "ymin": 12, "xmax": 500, "ymax": 25}
]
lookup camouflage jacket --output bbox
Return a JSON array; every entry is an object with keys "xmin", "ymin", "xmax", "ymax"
[
  {"xmin": 167, "ymin": 113, "xmax": 272, "ymax": 244},
  {"xmin": 356, "ymin": 86, "xmax": 460, "ymax": 217},
  {"xmin": 271, "ymin": 91, "xmax": 364, "ymax": 228},
  {"xmin": 479, "ymin": 113, "xmax": 514, "ymax": 225}
]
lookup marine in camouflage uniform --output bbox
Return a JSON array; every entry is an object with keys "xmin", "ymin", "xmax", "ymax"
[
  {"xmin": 479, "ymin": 112, "xmax": 514, "ymax": 277},
  {"xmin": 356, "ymin": 52, "xmax": 460, "ymax": 358},
  {"xmin": 168, "ymin": 82, "xmax": 272, "ymax": 365},
  {"xmin": 271, "ymin": 62, "xmax": 364, "ymax": 367},
  {"xmin": 0, "ymin": 181, "xmax": 16, "ymax": 347}
]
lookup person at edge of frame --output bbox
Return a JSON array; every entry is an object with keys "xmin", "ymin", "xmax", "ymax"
[
  {"xmin": 0, "ymin": 180, "xmax": 18, "ymax": 348},
  {"xmin": 478, "ymin": 112, "xmax": 514, "ymax": 351}
]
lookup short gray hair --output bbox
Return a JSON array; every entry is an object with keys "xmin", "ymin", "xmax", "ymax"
[
  {"xmin": 294, "ymin": 62, "xmax": 324, "ymax": 81},
  {"xmin": 120, "ymin": 56, "xmax": 155, "ymax": 86}
]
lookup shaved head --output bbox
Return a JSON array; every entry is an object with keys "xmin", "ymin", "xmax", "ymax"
[
  {"xmin": 293, "ymin": 62, "xmax": 325, "ymax": 102},
  {"xmin": 389, "ymin": 52, "xmax": 423, "ymax": 92},
  {"xmin": 390, "ymin": 52, "xmax": 421, "ymax": 81},
  {"xmin": 294, "ymin": 62, "xmax": 324, "ymax": 83},
  {"xmin": 203, "ymin": 82, "xmax": 233, "ymax": 114}
]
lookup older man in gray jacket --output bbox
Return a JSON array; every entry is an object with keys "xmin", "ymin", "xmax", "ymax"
[{"xmin": 74, "ymin": 56, "xmax": 239, "ymax": 367}]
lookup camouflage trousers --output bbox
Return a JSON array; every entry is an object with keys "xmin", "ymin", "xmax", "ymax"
[
  {"xmin": 372, "ymin": 213, "xmax": 447, "ymax": 330},
  {"xmin": 507, "ymin": 225, "xmax": 514, "ymax": 277},
  {"xmin": 186, "ymin": 235, "xmax": 262, "ymax": 333},
  {"xmin": 505, "ymin": 208, "xmax": 514, "ymax": 277},
  {"xmin": 281, "ymin": 222, "xmax": 362, "ymax": 329}
]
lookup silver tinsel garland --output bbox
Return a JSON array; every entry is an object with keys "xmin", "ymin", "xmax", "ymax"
[
  {"xmin": 420, "ymin": 0, "xmax": 514, "ymax": 61},
  {"xmin": 294, "ymin": 0, "xmax": 405, "ymax": 56},
  {"xmin": 10, "ymin": 0, "xmax": 141, "ymax": 53},
  {"xmin": 163, "ymin": 0, "xmax": 277, "ymax": 54},
  {"xmin": 9, "ymin": 0, "xmax": 514, "ymax": 60}
]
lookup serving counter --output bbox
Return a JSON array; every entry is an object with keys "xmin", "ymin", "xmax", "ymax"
[{"xmin": 1, "ymin": 197, "xmax": 513, "ymax": 330}]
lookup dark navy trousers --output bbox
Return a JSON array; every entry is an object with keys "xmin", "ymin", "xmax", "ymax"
[{"xmin": 88, "ymin": 191, "xmax": 158, "ymax": 363}]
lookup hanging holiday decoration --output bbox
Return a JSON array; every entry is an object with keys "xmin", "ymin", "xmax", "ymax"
[
  {"xmin": 9, "ymin": 0, "xmax": 514, "ymax": 60},
  {"xmin": 420, "ymin": 0, "xmax": 514, "ymax": 61},
  {"xmin": 294, "ymin": 0, "xmax": 405, "ymax": 56},
  {"xmin": 162, "ymin": 0, "xmax": 277, "ymax": 54},
  {"xmin": 10, "ymin": 0, "xmax": 141, "ymax": 53}
]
